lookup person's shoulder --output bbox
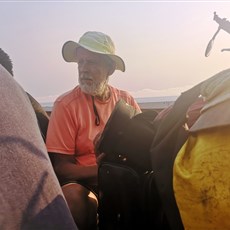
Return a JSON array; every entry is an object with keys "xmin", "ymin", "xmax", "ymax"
[
  {"xmin": 55, "ymin": 86, "xmax": 82, "ymax": 106},
  {"xmin": 0, "ymin": 64, "xmax": 29, "ymax": 104},
  {"xmin": 109, "ymin": 85, "xmax": 133, "ymax": 98},
  {"xmin": 0, "ymin": 64, "xmax": 16, "ymax": 87}
]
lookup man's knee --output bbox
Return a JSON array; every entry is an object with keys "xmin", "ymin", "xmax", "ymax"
[
  {"xmin": 62, "ymin": 183, "xmax": 98, "ymax": 229},
  {"xmin": 62, "ymin": 183, "xmax": 89, "ymax": 202}
]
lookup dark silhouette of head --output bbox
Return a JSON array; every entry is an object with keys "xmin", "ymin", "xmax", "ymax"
[{"xmin": 0, "ymin": 48, "xmax": 13, "ymax": 76}]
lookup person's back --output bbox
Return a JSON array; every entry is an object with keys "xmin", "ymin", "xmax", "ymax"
[
  {"xmin": 0, "ymin": 64, "xmax": 78, "ymax": 229},
  {"xmin": 0, "ymin": 48, "xmax": 49, "ymax": 142}
]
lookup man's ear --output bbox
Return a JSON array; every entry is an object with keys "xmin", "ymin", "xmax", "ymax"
[{"xmin": 108, "ymin": 62, "xmax": 116, "ymax": 76}]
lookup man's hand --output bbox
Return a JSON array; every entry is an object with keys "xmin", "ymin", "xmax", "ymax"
[
  {"xmin": 93, "ymin": 132, "xmax": 106, "ymax": 164},
  {"xmin": 96, "ymin": 152, "xmax": 106, "ymax": 164}
]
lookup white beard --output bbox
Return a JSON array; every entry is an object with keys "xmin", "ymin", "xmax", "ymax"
[{"xmin": 79, "ymin": 75, "xmax": 108, "ymax": 97}]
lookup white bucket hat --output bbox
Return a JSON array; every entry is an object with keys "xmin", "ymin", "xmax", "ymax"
[{"xmin": 62, "ymin": 31, "xmax": 125, "ymax": 72}]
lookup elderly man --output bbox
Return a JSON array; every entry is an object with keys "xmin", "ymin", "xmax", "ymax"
[{"xmin": 46, "ymin": 31, "xmax": 140, "ymax": 229}]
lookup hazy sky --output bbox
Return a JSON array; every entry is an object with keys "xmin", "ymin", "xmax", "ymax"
[{"xmin": 1, "ymin": 1, "xmax": 230, "ymax": 103}]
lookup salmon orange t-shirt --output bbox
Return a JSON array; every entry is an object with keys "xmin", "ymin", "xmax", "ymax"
[{"xmin": 46, "ymin": 85, "xmax": 140, "ymax": 166}]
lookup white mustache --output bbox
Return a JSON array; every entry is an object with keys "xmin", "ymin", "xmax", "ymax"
[{"xmin": 79, "ymin": 74, "xmax": 92, "ymax": 80}]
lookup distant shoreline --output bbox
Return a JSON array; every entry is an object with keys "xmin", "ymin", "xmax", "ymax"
[{"xmin": 40, "ymin": 95, "xmax": 178, "ymax": 113}]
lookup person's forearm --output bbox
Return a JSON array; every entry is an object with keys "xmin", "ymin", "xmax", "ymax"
[{"xmin": 56, "ymin": 163, "xmax": 98, "ymax": 184}]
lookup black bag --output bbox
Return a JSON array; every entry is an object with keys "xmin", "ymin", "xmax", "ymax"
[
  {"xmin": 97, "ymin": 101, "xmax": 161, "ymax": 229},
  {"xmin": 98, "ymin": 162, "xmax": 141, "ymax": 230},
  {"xmin": 96, "ymin": 99, "xmax": 158, "ymax": 174},
  {"xmin": 98, "ymin": 162, "xmax": 171, "ymax": 230},
  {"xmin": 97, "ymin": 89, "xmax": 202, "ymax": 230}
]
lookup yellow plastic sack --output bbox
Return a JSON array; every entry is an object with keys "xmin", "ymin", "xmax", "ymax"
[{"xmin": 173, "ymin": 126, "xmax": 230, "ymax": 230}]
